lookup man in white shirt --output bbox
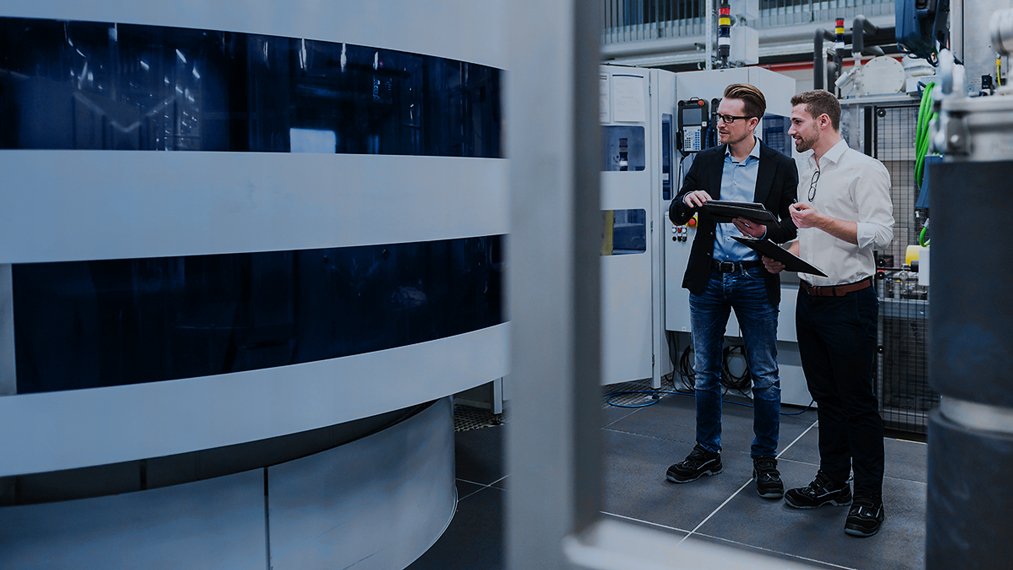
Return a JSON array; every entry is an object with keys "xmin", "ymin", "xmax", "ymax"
[{"xmin": 762, "ymin": 90, "xmax": 894, "ymax": 538}]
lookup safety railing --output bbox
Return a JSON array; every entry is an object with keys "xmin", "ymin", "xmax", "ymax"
[{"xmin": 603, "ymin": 0, "xmax": 894, "ymax": 47}]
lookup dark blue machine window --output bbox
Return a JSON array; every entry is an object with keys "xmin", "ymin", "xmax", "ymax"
[
  {"xmin": 12, "ymin": 236, "xmax": 504, "ymax": 393},
  {"xmin": 601, "ymin": 126, "xmax": 646, "ymax": 171},
  {"xmin": 0, "ymin": 17, "xmax": 501, "ymax": 157},
  {"xmin": 762, "ymin": 114, "xmax": 791, "ymax": 157},
  {"xmin": 662, "ymin": 113, "xmax": 672, "ymax": 200},
  {"xmin": 601, "ymin": 209, "xmax": 647, "ymax": 255}
]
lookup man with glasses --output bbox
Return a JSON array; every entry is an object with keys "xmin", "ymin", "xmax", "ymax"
[
  {"xmin": 666, "ymin": 84, "xmax": 798, "ymax": 500},
  {"xmin": 763, "ymin": 90, "xmax": 894, "ymax": 537}
]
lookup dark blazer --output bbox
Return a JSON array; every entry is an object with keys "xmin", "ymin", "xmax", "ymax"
[{"xmin": 669, "ymin": 140, "xmax": 799, "ymax": 305}]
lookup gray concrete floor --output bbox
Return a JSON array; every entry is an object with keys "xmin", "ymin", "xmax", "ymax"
[{"xmin": 411, "ymin": 391, "xmax": 928, "ymax": 569}]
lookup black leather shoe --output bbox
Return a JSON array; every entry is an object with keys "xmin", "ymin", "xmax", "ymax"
[
  {"xmin": 752, "ymin": 456, "xmax": 784, "ymax": 499},
  {"xmin": 666, "ymin": 444, "xmax": 722, "ymax": 483},
  {"xmin": 784, "ymin": 470, "xmax": 852, "ymax": 509},
  {"xmin": 845, "ymin": 498, "xmax": 885, "ymax": 537}
]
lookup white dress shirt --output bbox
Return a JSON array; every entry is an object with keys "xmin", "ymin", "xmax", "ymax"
[{"xmin": 796, "ymin": 138, "xmax": 894, "ymax": 287}]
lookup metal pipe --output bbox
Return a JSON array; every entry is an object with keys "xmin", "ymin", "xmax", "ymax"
[
  {"xmin": 813, "ymin": 28, "xmax": 834, "ymax": 91},
  {"xmin": 852, "ymin": 14, "xmax": 884, "ymax": 68},
  {"xmin": 705, "ymin": 0, "xmax": 713, "ymax": 70}
]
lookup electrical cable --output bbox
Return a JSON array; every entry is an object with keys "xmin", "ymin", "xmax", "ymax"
[
  {"xmin": 666, "ymin": 331, "xmax": 694, "ymax": 392},
  {"xmin": 678, "ymin": 344, "xmax": 696, "ymax": 391},
  {"xmin": 915, "ymin": 82, "xmax": 937, "ymax": 191},
  {"xmin": 604, "ymin": 387, "xmax": 814, "ymax": 416},
  {"xmin": 780, "ymin": 401, "xmax": 816, "ymax": 415},
  {"xmin": 721, "ymin": 344, "xmax": 751, "ymax": 391}
]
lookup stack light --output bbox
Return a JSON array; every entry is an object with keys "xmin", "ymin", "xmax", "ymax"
[
  {"xmin": 835, "ymin": 18, "xmax": 846, "ymax": 57},
  {"xmin": 718, "ymin": 0, "xmax": 731, "ymax": 66}
]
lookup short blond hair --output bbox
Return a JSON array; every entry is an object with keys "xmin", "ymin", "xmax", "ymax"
[{"xmin": 723, "ymin": 83, "xmax": 766, "ymax": 118}]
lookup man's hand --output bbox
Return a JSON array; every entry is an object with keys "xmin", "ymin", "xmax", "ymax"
[
  {"xmin": 762, "ymin": 240, "xmax": 798, "ymax": 274},
  {"xmin": 790, "ymin": 203, "xmax": 824, "ymax": 229},
  {"xmin": 732, "ymin": 217, "xmax": 765, "ymax": 238},
  {"xmin": 761, "ymin": 255, "xmax": 785, "ymax": 274},
  {"xmin": 683, "ymin": 190, "xmax": 712, "ymax": 208}
]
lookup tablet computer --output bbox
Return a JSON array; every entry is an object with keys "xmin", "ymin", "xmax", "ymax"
[{"xmin": 700, "ymin": 200, "xmax": 778, "ymax": 225}]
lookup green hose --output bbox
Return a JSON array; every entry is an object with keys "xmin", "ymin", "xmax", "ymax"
[{"xmin": 915, "ymin": 82, "xmax": 937, "ymax": 190}]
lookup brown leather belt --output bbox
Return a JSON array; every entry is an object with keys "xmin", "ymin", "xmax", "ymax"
[{"xmin": 800, "ymin": 277, "xmax": 873, "ymax": 297}]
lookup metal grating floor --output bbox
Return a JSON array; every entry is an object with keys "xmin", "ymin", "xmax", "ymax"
[
  {"xmin": 455, "ymin": 376, "xmax": 686, "ymax": 432},
  {"xmin": 453, "ymin": 405, "xmax": 503, "ymax": 432},
  {"xmin": 602, "ymin": 377, "xmax": 681, "ymax": 408}
]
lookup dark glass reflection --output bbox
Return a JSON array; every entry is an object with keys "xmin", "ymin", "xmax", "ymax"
[
  {"xmin": 13, "ymin": 236, "xmax": 504, "ymax": 393},
  {"xmin": 762, "ymin": 114, "xmax": 791, "ymax": 157},
  {"xmin": 601, "ymin": 126, "xmax": 645, "ymax": 171},
  {"xmin": 0, "ymin": 17, "xmax": 501, "ymax": 157},
  {"xmin": 601, "ymin": 209, "xmax": 647, "ymax": 255}
]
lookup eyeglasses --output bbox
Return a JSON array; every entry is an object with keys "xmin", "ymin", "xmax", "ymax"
[
  {"xmin": 807, "ymin": 169, "xmax": 821, "ymax": 201},
  {"xmin": 716, "ymin": 114, "xmax": 753, "ymax": 124}
]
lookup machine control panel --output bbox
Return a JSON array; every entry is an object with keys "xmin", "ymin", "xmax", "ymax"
[{"xmin": 677, "ymin": 98, "xmax": 709, "ymax": 153}]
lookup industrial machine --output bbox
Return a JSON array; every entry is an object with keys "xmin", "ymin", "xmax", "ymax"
[
  {"xmin": 889, "ymin": 0, "xmax": 1013, "ymax": 564},
  {"xmin": 0, "ymin": 2, "xmax": 507, "ymax": 567},
  {"xmin": 597, "ymin": 64, "xmax": 813, "ymax": 408},
  {"xmin": 661, "ymin": 67, "xmax": 813, "ymax": 407},
  {"xmin": 599, "ymin": 65, "xmax": 675, "ymax": 387},
  {"xmin": 597, "ymin": 63, "xmax": 813, "ymax": 409},
  {"xmin": 926, "ymin": 56, "xmax": 1013, "ymax": 565}
]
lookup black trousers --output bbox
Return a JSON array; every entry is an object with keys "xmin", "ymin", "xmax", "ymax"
[{"xmin": 796, "ymin": 286, "xmax": 884, "ymax": 500}]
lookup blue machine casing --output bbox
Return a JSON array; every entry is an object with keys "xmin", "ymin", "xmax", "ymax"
[{"xmin": 896, "ymin": 0, "xmax": 950, "ymax": 60}]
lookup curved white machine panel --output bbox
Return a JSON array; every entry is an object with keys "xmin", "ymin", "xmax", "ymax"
[
  {"xmin": 0, "ymin": 152, "xmax": 507, "ymax": 264},
  {"xmin": 0, "ymin": 2, "xmax": 508, "ymax": 481},
  {"xmin": 0, "ymin": 398, "xmax": 457, "ymax": 570}
]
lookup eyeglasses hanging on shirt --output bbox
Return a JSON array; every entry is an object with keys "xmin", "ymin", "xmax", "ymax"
[{"xmin": 808, "ymin": 169, "xmax": 821, "ymax": 202}]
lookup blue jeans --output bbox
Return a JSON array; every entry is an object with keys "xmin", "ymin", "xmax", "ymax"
[{"xmin": 689, "ymin": 266, "xmax": 781, "ymax": 458}]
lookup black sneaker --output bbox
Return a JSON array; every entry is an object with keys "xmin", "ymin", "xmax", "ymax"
[
  {"xmin": 752, "ymin": 456, "xmax": 784, "ymax": 499},
  {"xmin": 784, "ymin": 471, "xmax": 852, "ymax": 509},
  {"xmin": 666, "ymin": 445, "xmax": 722, "ymax": 483},
  {"xmin": 845, "ymin": 498, "xmax": 885, "ymax": 537}
]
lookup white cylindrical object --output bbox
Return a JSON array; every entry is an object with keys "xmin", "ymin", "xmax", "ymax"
[{"xmin": 991, "ymin": 9, "xmax": 1013, "ymax": 56}]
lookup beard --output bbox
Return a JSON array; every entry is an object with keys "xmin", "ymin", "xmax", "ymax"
[{"xmin": 793, "ymin": 133, "xmax": 816, "ymax": 152}]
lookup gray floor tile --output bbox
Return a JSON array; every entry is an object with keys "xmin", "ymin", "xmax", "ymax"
[
  {"xmin": 409, "ymin": 486, "xmax": 504, "ymax": 570},
  {"xmin": 456, "ymin": 480, "xmax": 486, "ymax": 502},
  {"xmin": 697, "ymin": 459, "xmax": 927, "ymax": 570},
  {"xmin": 881, "ymin": 438, "xmax": 928, "ymax": 484},
  {"xmin": 454, "ymin": 425, "xmax": 505, "ymax": 486},
  {"xmin": 685, "ymin": 533, "xmax": 858, "ymax": 569},
  {"xmin": 601, "ymin": 427, "xmax": 763, "ymax": 532},
  {"xmin": 490, "ymin": 476, "xmax": 508, "ymax": 491},
  {"xmin": 425, "ymin": 393, "xmax": 927, "ymax": 568},
  {"xmin": 607, "ymin": 392, "xmax": 819, "ymax": 457},
  {"xmin": 602, "ymin": 404, "xmax": 643, "ymax": 428},
  {"xmin": 601, "ymin": 511, "xmax": 689, "ymax": 538},
  {"xmin": 605, "ymin": 394, "xmax": 696, "ymax": 442},
  {"xmin": 778, "ymin": 427, "xmax": 928, "ymax": 484}
]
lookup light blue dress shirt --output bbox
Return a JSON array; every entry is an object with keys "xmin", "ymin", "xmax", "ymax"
[{"xmin": 713, "ymin": 137, "xmax": 761, "ymax": 262}]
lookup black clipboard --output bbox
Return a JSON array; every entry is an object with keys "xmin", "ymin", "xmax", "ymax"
[
  {"xmin": 731, "ymin": 236, "xmax": 828, "ymax": 277},
  {"xmin": 700, "ymin": 200, "xmax": 778, "ymax": 226}
]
